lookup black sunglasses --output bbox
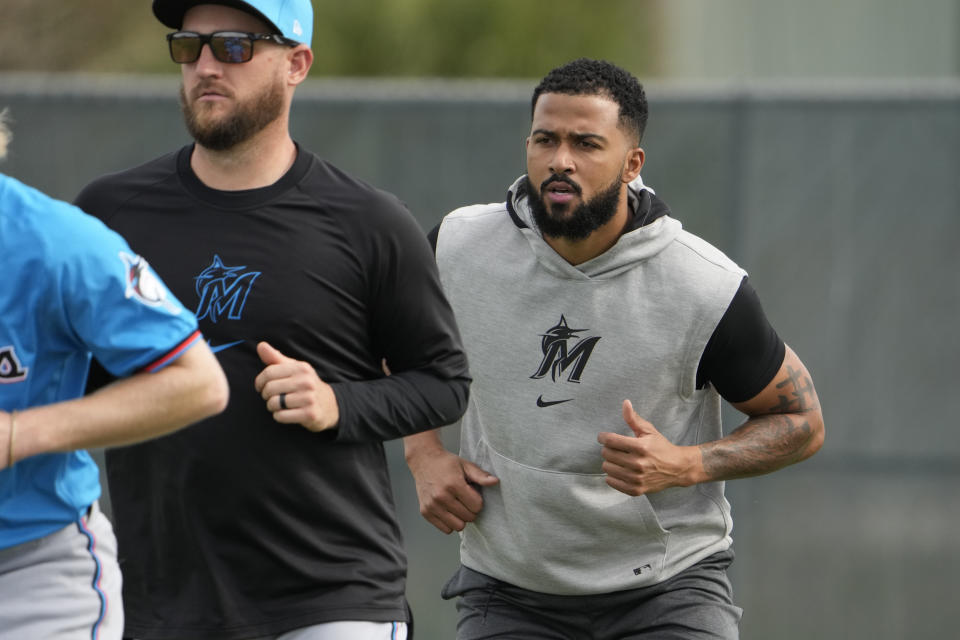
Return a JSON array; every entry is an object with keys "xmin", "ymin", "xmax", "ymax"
[{"xmin": 167, "ymin": 31, "xmax": 298, "ymax": 64}]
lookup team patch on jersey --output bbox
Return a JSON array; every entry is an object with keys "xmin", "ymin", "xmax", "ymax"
[
  {"xmin": 0, "ymin": 345, "xmax": 29, "ymax": 383},
  {"xmin": 193, "ymin": 255, "xmax": 260, "ymax": 323},
  {"xmin": 529, "ymin": 315, "xmax": 602, "ymax": 408},
  {"xmin": 119, "ymin": 252, "xmax": 182, "ymax": 315},
  {"xmin": 531, "ymin": 315, "xmax": 601, "ymax": 383}
]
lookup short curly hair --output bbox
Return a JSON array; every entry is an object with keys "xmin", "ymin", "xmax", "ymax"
[{"xmin": 531, "ymin": 58, "xmax": 648, "ymax": 145}]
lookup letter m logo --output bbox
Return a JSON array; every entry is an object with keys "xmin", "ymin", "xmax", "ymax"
[
  {"xmin": 530, "ymin": 315, "xmax": 601, "ymax": 383},
  {"xmin": 193, "ymin": 255, "xmax": 261, "ymax": 324}
]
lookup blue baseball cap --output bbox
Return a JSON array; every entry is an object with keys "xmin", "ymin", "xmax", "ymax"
[{"xmin": 153, "ymin": 0, "xmax": 313, "ymax": 47}]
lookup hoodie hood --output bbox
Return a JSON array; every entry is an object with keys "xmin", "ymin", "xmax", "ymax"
[{"xmin": 505, "ymin": 174, "xmax": 682, "ymax": 279}]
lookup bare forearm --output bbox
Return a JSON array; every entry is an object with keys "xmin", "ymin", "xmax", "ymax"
[
  {"xmin": 696, "ymin": 344, "xmax": 825, "ymax": 483},
  {"xmin": 6, "ymin": 343, "xmax": 227, "ymax": 464},
  {"xmin": 699, "ymin": 409, "xmax": 823, "ymax": 482}
]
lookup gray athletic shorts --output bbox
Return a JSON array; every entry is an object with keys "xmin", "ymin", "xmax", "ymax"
[
  {"xmin": 442, "ymin": 549, "xmax": 742, "ymax": 640},
  {"xmin": 0, "ymin": 501, "xmax": 123, "ymax": 639}
]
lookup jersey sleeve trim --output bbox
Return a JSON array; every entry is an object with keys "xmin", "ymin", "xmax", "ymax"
[{"xmin": 141, "ymin": 330, "xmax": 202, "ymax": 373}]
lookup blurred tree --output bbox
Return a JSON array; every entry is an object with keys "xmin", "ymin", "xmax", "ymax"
[
  {"xmin": 0, "ymin": 0, "xmax": 170, "ymax": 73},
  {"xmin": 1, "ymin": 0, "xmax": 660, "ymax": 78},
  {"xmin": 311, "ymin": 0, "xmax": 660, "ymax": 77}
]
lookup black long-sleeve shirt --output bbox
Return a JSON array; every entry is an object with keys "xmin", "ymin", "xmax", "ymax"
[{"xmin": 77, "ymin": 144, "xmax": 470, "ymax": 639}]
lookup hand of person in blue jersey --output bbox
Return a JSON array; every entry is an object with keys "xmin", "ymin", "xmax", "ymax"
[
  {"xmin": 597, "ymin": 400, "xmax": 700, "ymax": 496},
  {"xmin": 254, "ymin": 341, "xmax": 340, "ymax": 432}
]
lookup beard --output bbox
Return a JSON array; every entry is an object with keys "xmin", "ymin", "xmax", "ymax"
[
  {"xmin": 524, "ymin": 171, "xmax": 623, "ymax": 241},
  {"xmin": 180, "ymin": 75, "xmax": 285, "ymax": 151}
]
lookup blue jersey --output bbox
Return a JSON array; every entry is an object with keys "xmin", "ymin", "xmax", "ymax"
[{"xmin": 0, "ymin": 173, "xmax": 200, "ymax": 548}]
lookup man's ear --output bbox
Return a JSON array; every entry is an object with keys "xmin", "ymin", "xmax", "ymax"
[
  {"xmin": 287, "ymin": 46, "xmax": 313, "ymax": 85},
  {"xmin": 623, "ymin": 147, "xmax": 645, "ymax": 183}
]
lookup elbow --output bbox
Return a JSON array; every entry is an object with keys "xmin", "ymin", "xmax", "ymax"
[
  {"xmin": 803, "ymin": 410, "xmax": 825, "ymax": 460},
  {"xmin": 207, "ymin": 368, "xmax": 230, "ymax": 416},
  {"xmin": 197, "ymin": 365, "xmax": 229, "ymax": 419},
  {"xmin": 191, "ymin": 340, "xmax": 230, "ymax": 419},
  {"xmin": 442, "ymin": 376, "xmax": 471, "ymax": 424},
  {"xmin": 425, "ymin": 375, "xmax": 470, "ymax": 429}
]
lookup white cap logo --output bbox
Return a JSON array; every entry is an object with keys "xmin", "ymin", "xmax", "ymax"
[{"xmin": 292, "ymin": 19, "xmax": 303, "ymax": 36}]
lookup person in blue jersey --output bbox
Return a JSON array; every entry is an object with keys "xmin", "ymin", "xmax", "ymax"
[
  {"xmin": 404, "ymin": 59, "xmax": 825, "ymax": 639},
  {"xmin": 75, "ymin": 2, "xmax": 470, "ymax": 639},
  {"xmin": 0, "ymin": 110, "xmax": 229, "ymax": 640}
]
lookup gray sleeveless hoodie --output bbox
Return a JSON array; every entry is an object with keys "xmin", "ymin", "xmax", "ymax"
[{"xmin": 435, "ymin": 176, "xmax": 746, "ymax": 595}]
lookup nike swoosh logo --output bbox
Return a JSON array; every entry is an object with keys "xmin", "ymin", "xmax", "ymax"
[
  {"xmin": 207, "ymin": 339, "xmax": 244, "ymax": 354},
  {"xmin": 536, "ymin": 395, "xmax": 573, "ymax": 408}
]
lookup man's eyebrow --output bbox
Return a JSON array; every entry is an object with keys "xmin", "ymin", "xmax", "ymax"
[
  {"xmin": 573, "ymin": 132, "xmax": 607, "ymax": 143},
  {"xmin": 530, "ymin": 129, "xmax": 607, "ymax": 142}
]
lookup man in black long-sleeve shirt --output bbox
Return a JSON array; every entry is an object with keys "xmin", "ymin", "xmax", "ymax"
[{"xmin": 75, "ymin": 2, "xmax": 469, "ymax": 638}]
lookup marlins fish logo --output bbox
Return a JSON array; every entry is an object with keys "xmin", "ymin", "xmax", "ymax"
[
  {"xmin": 531, "ymin": 315, "xmax": 601, "ymax": 383},
  {"xmin": 119, "ymin": 252, "xmax": 182, "ymax": 314},
  {"xmin": 193, "ymin": 255, "xmax": 260, "ymax": 323}
]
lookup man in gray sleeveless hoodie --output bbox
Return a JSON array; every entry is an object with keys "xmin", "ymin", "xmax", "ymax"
[{"xmin": 404, "ymin": 59, "xmax": 825, "ymax": 639}]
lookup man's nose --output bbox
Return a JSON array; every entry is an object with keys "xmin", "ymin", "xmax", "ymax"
[
  {"xmin": 193, "ymin": 42, "xmax": 224, "ymax": 75},
  {"xmin": 549, "ymin": 143, "xmax": 575, "ymax": 174}
]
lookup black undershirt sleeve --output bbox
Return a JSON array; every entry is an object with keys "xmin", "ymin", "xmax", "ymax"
[{"xmin": 696, "ymin": 277, "xmax": 786, "ymax": 403}]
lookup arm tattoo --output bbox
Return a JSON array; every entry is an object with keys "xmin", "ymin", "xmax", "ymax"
[
  {"xmin": 768, "ymin": 365, "xmax": 817, "ymax": 413},
  {"xmin": 701, "ymin": 414, "xmax": 812, "ymax": 480},
  {"xmin": 700, "ymin": 366, "xmax": 819, "ymax": 481}
]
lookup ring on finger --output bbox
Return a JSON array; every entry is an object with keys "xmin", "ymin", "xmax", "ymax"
[{"xmin": 279, "ymin": 393, "xmax": 288, "ymax": 410}]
